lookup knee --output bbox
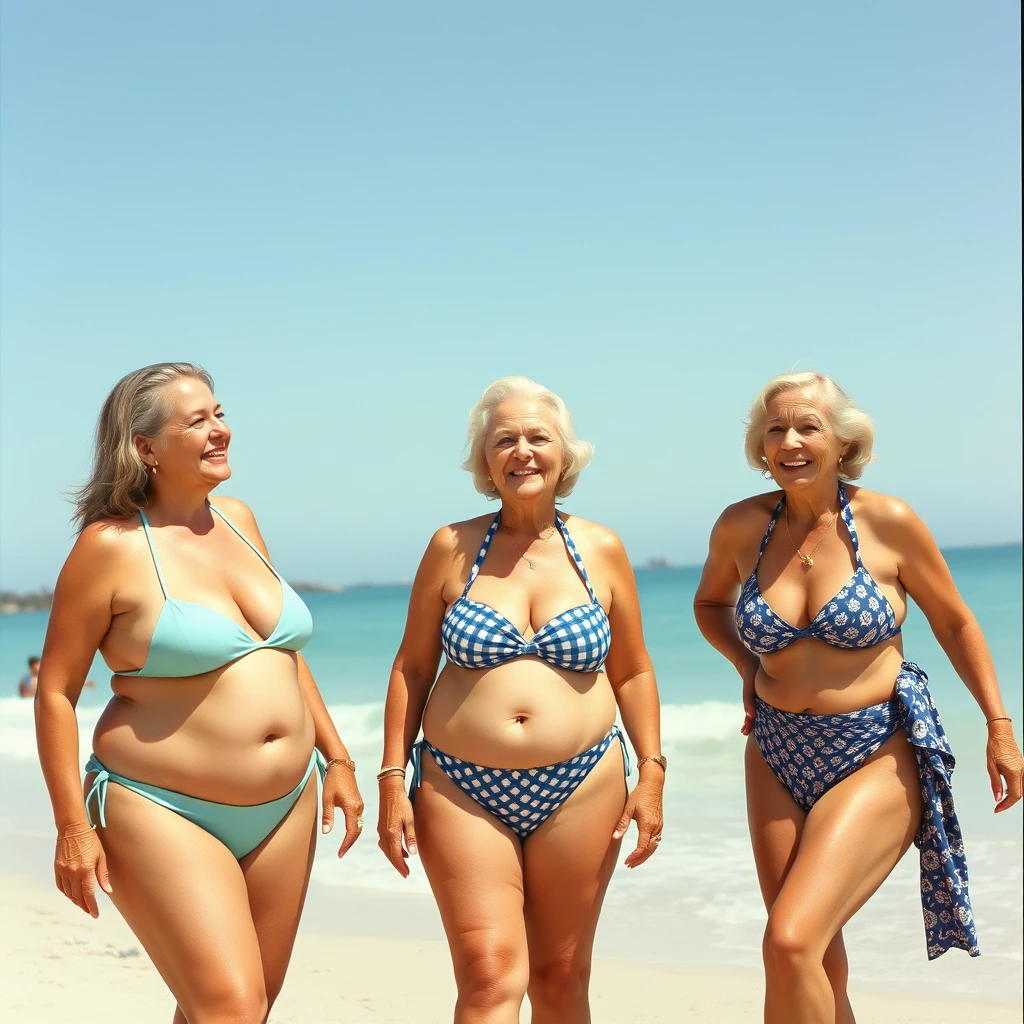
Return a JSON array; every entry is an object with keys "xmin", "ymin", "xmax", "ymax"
[
  {"xmin": 454, "ymin": 940, "xmax": 529, "ymax": 1009},
  {"xmin": 762, "ymin": 915, "xmax": 820, "ymax": 976},
  {"xmin": 183, "ymin": 980, "xmax": 269, "ymax": 1024},
  {"xmin": 529, "ymin": 949, "xmax": 591, "ymax": 1011}
]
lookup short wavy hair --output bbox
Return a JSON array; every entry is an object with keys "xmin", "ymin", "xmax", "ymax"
[
  {"xmin": 462, "ymin": 377, "xmax": 594, "ymax": 499},
  {"xmin": 744, "ymin": 372, "xmax": 875, "ymax": 481}
]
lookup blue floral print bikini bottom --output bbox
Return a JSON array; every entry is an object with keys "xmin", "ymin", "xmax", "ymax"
[
  {"xmin": 410, "ymin": 726, "xmax": 630, "ymax": 838},
  {"xmin": 754, "ymin": 662, "xmax": 977, "ymax": 960}
]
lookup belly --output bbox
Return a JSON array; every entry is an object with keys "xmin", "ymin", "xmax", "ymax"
[
  {"xmin": 755, "ymin": 636, "xmax": 907, "ymax": 714},
  {"xmin": 93, "ymin": 648, "xmax": 315, "ymax": 803},
  {"xmin": 422, "ymin": 657, "xmax": 617, "ymax": 768}
]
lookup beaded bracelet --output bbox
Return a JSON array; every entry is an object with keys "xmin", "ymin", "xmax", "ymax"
[
  {"xmin": 324, "ymin": 757, "xmax": 357, "ymax": 772},
  {"xmin": 377, "ymin": 765, "xmax": 407, "ymax": 782}
]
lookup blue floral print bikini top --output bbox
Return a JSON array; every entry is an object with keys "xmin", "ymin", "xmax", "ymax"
[
  {"xmin": 736, "ymin": 483, "xmax": 901, "ymax": 655},
  {"xmin": 441, "ymin": 514, "xmax": 612, "ymax": 672}
]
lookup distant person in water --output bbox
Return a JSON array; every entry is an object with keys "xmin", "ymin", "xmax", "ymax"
[
  {"xmin": 377, "ymin": 376, "xmax": 665, "ymax": 1023},
  {"xmin": 19, "ymin": 657, "xmax": 40, "ymax": 698},
  {"xmin": 693, "ymin": 371, "xmax": 1023, "ymax": 1024},
  {"xmin": 34, "ymin": 362, "xmax": 364, "ymax": 1023},
  {"xmin": 21, "ymin": 657, "xmax": 93, "ymax": 699}
]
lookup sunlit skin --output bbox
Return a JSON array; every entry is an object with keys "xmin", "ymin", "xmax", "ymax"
[
  {"xmin": 693, "ymin": 382, "xmax": 1023, "ymax": 1024},
  {"xmin": 377, "ymin": 396, "xmax": 664, "ymax": 1024},
  {"xmin": 35, "ymin": 377, "xmax": 364, "ymax": 1024}
]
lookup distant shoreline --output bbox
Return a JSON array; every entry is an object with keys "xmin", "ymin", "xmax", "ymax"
[{"xmin": 1, "ymin": 542, "xmax": 1019, "ymax": 614}]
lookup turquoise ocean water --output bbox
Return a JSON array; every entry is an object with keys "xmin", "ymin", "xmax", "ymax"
[{"xmin": 1, "ymin": 544, "xmax": 1021, "ymax": 1001}]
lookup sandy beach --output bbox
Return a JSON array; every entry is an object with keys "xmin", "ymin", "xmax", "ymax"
[{"xmin": 1, "ymin": 865, "xmax": 1016, "ymax": 1024}]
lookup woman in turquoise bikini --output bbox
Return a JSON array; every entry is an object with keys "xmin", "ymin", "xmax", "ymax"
[{"xmin": 35, "ymin": 362, "xmax": 364, "ymax": 1023}]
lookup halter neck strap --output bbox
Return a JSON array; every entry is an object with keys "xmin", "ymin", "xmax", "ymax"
[
  {"xmin": 138, "ymin": 510, "xmax": 169, "ymax": 599},
  {"xmin": 836, "ymin": 482, "xmax": 863, "ymax": 566},
  {"xmin": 460, "ymin": 515, "xmax": 501, "ymax": 599},
  {"xmin": 555, "ymin": 515, "xmax": 598, "ymax": 603},
  {"xmin": 755, "ymin": 496, "xmax": 787, "ymax": 566},
  {"xmin": 210, "ymin": 504, "xmax": 281, "ymax": 579}
]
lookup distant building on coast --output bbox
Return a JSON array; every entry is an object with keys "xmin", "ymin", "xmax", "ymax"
[
  {"xmin": 639, "ymin": 557, "xmax": 673, "ymax": 571},
  {"xmin": 0, "ymin": 589, "xmax": 54, "ymax": 614}
]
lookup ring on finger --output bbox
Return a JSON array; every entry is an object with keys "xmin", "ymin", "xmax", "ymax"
[
  {"xmin": 651, "ymin": 834, "xmax": 663, "ymax": 844},
  {"xmin": 356, "ymin": 818, "xmax": 365, "ymax": 830}
]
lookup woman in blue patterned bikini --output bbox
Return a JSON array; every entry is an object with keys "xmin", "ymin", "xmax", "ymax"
[
  {"xmin": 694, "ymin": 371, "xmax": 1023, "ymax": 1024},
  {"xmin": 377, "ymin": 376, "xmax": 665, "ymax": 1023}
]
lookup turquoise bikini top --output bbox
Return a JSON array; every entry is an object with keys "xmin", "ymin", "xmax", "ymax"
[{"xmin": 119, "ymin": 505, "xmax": 313, "ymax": 678}]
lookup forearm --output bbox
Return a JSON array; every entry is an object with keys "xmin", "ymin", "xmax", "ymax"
[
  {"xmin": 934, "ymin": 614, "xmax": 1009, "ymax": 721},
  {"xmin": 34, "ymin": 692, "xmax": 90, "ymax": 831},
  {"xmin": 693, "ymin": 602, "xmax": 757, "ymax": 675},
  {"xmin": 613, "ymin": 670, "xmax": 664, "ymax": 781},
  {"xmin": 295, "ymin": 655, "xmax": 350, "ymax": 762},
  {"xmin": 381, "ymin": 668, "xmax": 432, "ymax": 766}
]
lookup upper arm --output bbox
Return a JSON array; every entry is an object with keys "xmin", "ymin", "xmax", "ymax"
[
  {"xmin": 880, "ymin": 498, "xmax": 971, "ymax": 633},
  {"xmin": 597, "ymin": 528, "xmax": 654, "ymax": 687},
  {"xmin": 38, "ymin": 526, "xmax": 119, "ymax": 703},
  {"xmin": 391, "ymin": 528, "xmax": 452, "ymax": 686},
  {"xmin": 693, "ymin": 505, "xmax": 747, "ymax": 610}
]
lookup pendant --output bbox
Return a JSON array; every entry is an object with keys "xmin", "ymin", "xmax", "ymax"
[{"xmin": 801, "ymin": 555, "xmax": 814, "ymax": 569}]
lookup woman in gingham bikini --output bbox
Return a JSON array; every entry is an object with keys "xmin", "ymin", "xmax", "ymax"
[
  {"xmin": 694, "ymin": 371, "xmax": 1023, "ymax": 1024},
  {"xmin": 376, "ymin": 376, "xmax": 665, "ymax": 1023}
]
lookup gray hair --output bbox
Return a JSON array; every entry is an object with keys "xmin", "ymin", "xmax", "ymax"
[
  {"xmin": 462, "ymin": 376, "xmax": 594, "ymax": 499},
  {"xmin": 73, "ymin": 362, "xmax": 214, "ymax": 530},
  {"xmin": 744, "ymin": 371, "xmax": 875, "ymax": 480}
]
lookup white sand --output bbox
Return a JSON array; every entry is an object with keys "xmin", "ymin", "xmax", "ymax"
[{"xmin": 1, "ymin": 872, "xmax": 1017, "ymax": 1024}]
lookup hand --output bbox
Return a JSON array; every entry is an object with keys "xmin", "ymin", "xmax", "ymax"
[
  {"xmin": 739, "ymin": 658, "xmax": 759, "ymax": 736},
  {"xmin": 986, "ymin": 721, "xmax": 1023, "ymax": 813},
  {"xmin": 54, "ymin": 822, "xmax": 111, "ymax": 917},
  {"xmin": 377, "ymin": 778, "xmax": 417, "ymax": 878},
  {"xmin": 321, "ymin": 765, "xmax": 365, "ymax": 858},
  {"xmin": 612, "ymin": 774, "xmax": 664, "ymax": 869}
]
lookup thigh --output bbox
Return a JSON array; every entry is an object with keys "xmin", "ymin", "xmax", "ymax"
[
  {"xmin": 523, "ymin": 740, "xmax": 625, "ymax": 966},
  {"xmin": 415, "ymin": 753, "xmax": 528, "ymax": 970},
  {"xmin": 772, "ymin": 731, "xmax": 924, "ymax": 949},
  {"xmin": 97, "ymin": 782, "xmax": 265, "ymax": 1014},
  {"xmin": 241, "ymin": 770, "xmax": 319, "ymax": 1003},
  {"xmin": 745, "ymin": 734, "xmax": 806, "ymax": 908}
]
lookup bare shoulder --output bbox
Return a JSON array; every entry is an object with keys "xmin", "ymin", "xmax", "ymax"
[
  {"xmin": 713, "ymin": 492, "xmax": 781, "ymax": 541},
  {"xmin": 845, "ymin": 485, "xmax": 924, "ymax": 540},
  {"xmin": 209, "ymin": 494, "xmax": 258, "ymax": 527},
  {"xmin": 559, "ymin": 513, "xmax": 624, "ymax": 555},
  {"xmin": 61, "ymin": 516, "xmax": 144, "ymax": 585}
]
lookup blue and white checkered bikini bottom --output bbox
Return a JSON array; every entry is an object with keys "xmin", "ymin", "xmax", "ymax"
[
  {"xmin": 754, "ymin": 662, "xmax": 978, "ymax": 960},
  {"xmin": 410, "ymin": 726, "xmax": 630, "ymax": 838}
]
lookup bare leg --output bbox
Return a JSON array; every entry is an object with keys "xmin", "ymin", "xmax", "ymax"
[
  {"xmin": 96, "ymin": 783, "xmax": 268, "ymax": 1024},
  {"xmin": 761, "ymin": 732, "xmax": 923, "ymax": 1024},
  {"xmin": 241, "ymin": 771, "xmax": 319, "ymax": 1011},
  {"xmin": 523, "ymin": 740, "xmax": 625, "ymax": 1024},
  {"xmin": 415, "ymin": 755, "xmax": 530, "ymax": 1024},
  {"xmin": 745, "ymin": 738, "xmax": 854, "ymax": 1023}
]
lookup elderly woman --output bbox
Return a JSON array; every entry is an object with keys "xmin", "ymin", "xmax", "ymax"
[
  {"xmin": 377, "ymin": 376, "xmax": 665, "ymax": 1023},
  {"xmin": 35, "ymin": 363, "xmax": 364, "ymax": 1023},
  {"xmin": 693, "ymin": 371, "xmax": 1023, "ymax": 1024}
]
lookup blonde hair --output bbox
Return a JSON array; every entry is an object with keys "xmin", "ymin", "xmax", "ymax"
[
  {"xmin": 73, "ymin": 362, "xmax": 214, "ymax": 530},
  {"xmin": 744, "ymin": 372, "xmax": 875, "ymax": 481},
  {"xmin": 462, "ymin": 376, "xmax": 594, "ymax": 499}
]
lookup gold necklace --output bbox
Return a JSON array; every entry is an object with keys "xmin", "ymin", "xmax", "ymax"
[
  {"xmin": 784, "ymin": 506, "xmax": 836, "ymax": 570},
  {"xmin": 501, "ymin": 521, "xmax": 557, "ymax": 570}
]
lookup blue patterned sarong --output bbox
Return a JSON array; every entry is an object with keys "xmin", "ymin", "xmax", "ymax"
[
  {"xmin": 754, "ymin": 662, "xmax": 978, "ymax": 960},
  {"xmin": 410, "ymin": 726, "xmax": 630, "ymax": 838}
]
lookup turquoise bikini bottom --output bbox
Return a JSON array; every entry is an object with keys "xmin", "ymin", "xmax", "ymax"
[{"xmin": 84, "ymin": 750, "xmax": 326, "ymax": 859}]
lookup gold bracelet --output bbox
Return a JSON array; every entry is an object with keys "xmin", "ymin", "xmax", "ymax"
[
  {"xmin": 986, "ymin": 716, "xmax": 1013, "ymax": 725},
  {"xmin": 636, "ymin": 755, "xmax": 668, "ymax": 772},
  {"xmin": 324, "ymin": 757, "xmax": 356, "ymax": 772},
  {"xmin": 376, "ymin": 765, "xmax": 407, "ymax": 782}
]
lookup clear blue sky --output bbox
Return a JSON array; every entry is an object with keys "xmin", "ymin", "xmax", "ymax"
[{"xmin": 1, "ymin": 2, "xmax": 1020, "ymax": 590}]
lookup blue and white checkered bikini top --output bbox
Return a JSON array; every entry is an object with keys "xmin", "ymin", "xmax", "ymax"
[
  {"xmin": 736, "ymin": 483, "xmax": 901, "ymax": 655},
  {"xmin": 441, "ymin": 514, "xmax": 612, "ymax": 672}
]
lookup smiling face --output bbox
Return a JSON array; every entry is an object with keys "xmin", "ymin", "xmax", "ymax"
[
  {"xmin": 137, "ymin": 378, "xmax": 231, "ymax": 492},
  {"xmin": 485, "ymin": 398, "xmax": 565, "ymax": 502},
  {"xmin": 762, "ymin": 384, "xmax": 847, "ymax": 490}
]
